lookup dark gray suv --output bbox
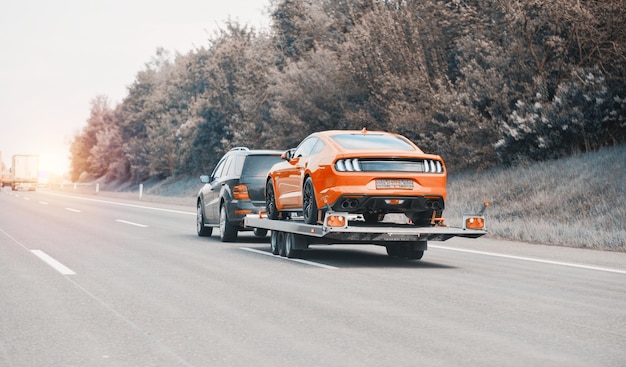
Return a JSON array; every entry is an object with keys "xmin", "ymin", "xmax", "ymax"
[{"xmin": 196, "ymin": 147, "xmax": 283, "ymax": 242}]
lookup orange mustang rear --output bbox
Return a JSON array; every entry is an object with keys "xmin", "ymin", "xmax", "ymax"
[{"xmin": 265, "ymin": 130, "xmax": 447, "ymax": 226}]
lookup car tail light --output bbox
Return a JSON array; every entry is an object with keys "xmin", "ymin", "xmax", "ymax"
[
  {"xmin": 335, "ymin": 158, "xmax": 444, "ymax": 173},
  {"xmin": 424, "ymin": 160, "xmax": 444, "ymax": 173},
  {"xmin": 335, "ymin": 159, "xmax": 362, "ymax": 172},
  {"xmin": 233, "ymin": 184, "xmax": 250, "ymax": 200}
]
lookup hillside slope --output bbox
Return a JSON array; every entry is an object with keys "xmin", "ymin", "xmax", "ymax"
[{"xmin": 446, "ymin": 145, "xmax": 626, "ymax": 251}]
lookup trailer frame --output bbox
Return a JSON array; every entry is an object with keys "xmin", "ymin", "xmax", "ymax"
[{"xmin": 244, "ymin": 211, "xmax": 487, "ymax": 260}]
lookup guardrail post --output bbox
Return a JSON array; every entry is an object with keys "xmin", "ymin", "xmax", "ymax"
[{"xmin": 139, "ymin": 184, "xmax": 143, "ymax": 200}]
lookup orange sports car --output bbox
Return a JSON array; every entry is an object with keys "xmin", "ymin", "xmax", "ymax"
[{"xmin": 265, "ymin": 129, "xmax": 447, "ymax": 226}]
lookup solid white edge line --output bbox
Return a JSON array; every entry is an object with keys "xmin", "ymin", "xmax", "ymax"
[
  {"xmin": 430, "ymin": 245, "xmax": 626, "ymax": 275},
  {"xmin": 115, "ymin": 219, "xmax": 149, "ymax": 228},
  {"xmin": 31, "ymin": 250, "xmax": 76, "ymax": 275},
  {"xmin": 239, "ymin": 247, "xmax": 339, "ymax": 269}
]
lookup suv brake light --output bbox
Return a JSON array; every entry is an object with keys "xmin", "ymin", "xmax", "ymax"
[{"xmin": 233, "ymin": 184, "xmax": 250, "ymax": 200}]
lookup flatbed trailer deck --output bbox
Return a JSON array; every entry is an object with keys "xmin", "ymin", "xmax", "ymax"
[{"xmin": 244, "ymin": 211, "xmax": 487, "ymax": 260}]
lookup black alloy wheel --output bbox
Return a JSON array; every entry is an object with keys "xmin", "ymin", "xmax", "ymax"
[
  {"xmin": 302, "ymin": 177, "xmax": 318, "ymax": 225},
  {"xmin": 266, "ymin": 180, "xmax": 280, "ymax": 220}
]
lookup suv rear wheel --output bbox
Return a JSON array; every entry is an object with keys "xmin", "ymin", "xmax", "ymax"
[
  {"xmin": 197, "ymin": 201, "xmax": 213, "ymax": 237},
  {"xmin": 219, "ymin": 203, "xmax": 238, "ymax": 242}
]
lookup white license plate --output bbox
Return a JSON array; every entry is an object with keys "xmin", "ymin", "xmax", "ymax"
[{"xmin": 375, "ymin": 179, "xmax": 413, "ymax": 189}]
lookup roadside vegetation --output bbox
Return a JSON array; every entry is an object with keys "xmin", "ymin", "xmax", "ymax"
[
  {"xmin": 446, "ymin": 144, "xmax": 626, "ymax": 251},
  {"xmin": 69, "ymin": 0, "xmax": 625, "ymax": 184}
]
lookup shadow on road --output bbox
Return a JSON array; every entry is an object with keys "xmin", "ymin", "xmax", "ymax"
[{"xmin": 242, "ymin": 244, "xmax": 457, "ymax": 269}]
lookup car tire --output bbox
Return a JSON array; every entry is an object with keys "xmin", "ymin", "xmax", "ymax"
[
  {"xmin": 219, "ymin": 203, "xmax": 238, "ymax": 242},
  {"xmin": 266, "ymin": 180, "xmax": 280, "ymax": 220},
  {"xmin": 407, "ymin": 249, "xmax": 424, "ymax": 260},
  {"xmin": 197, "ymin": 201, "xmax": 213, "ymax": 237},
  {"xmin": 302, "ymin": 177, "xmax": 319, "ymax": 225},
  {"xmin": 386, "ymin": 245, "xmax": 408, "ymax": 257},
  {"xmin": 277, "ymin": 232, "xmax": 287, "ymax": 257},
  {"xmin": 284, "ymin": 233, "xmax": 301, "ymax": 258},
  {"xmin": 270, "ymin": 231, "xmax": 280, "ymax": 255},
  {"xmin": 407, "ymin": 240, "xmax": 426, "ymax": 260}
]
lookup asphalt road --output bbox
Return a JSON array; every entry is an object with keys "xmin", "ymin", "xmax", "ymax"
[{"xmin": 1, "ymin": 189, "xmax": 625, "ymax": 367}]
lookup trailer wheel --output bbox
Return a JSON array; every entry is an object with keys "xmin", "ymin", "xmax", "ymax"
[
  {"xmin": 270, "ymin": 231, "xmax": 280, "ymax": 255},
  {"xmin": 277, "ymin": 232, "xmax": 287, "ymax": 257},
  {"xmin": 284, "ymin": 233, "xmax": 301, "ymax": 258},
  {"xmin": 385, "ymin": 245, "xmax": 407, "ymax": 257},
  {"xmin": 407, "ymin": 240, "xmax": 427, "ymax": 260},
  {"xmin": 407, "ymin": 248, "xmax": 424, "ymax": 260}
]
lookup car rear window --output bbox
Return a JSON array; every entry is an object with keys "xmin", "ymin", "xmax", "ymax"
[
  {"xmin": 331, "ymin": 133, "xmax": 417, "ymax": 151},
  {"xmin": 241, "ymin": 155, "xmax": 283, "ymax": 177}
]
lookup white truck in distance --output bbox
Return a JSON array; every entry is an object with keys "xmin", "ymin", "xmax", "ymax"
[{"xmin": 10, "ymin": 154, "xmax": 39, "ymax": 191}]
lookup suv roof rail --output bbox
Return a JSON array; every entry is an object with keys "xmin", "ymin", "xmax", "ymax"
[{"xmin": 229, "ymin": 147, "xmax": 249, "ymax": 152}]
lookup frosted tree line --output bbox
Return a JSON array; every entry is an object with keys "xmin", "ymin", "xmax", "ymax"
[{"xmin": 70, "ymin": 0, "xmax": 626, "ymax": 183}]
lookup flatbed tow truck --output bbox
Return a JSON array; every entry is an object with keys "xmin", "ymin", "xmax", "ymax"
[{"xmin": 244, "ymin": 203, "xmax": 488, "ymax": 260}]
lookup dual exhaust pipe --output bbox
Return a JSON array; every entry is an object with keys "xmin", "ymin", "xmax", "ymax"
[
  {"xmin": 425, "ymin": 200, "xmax": 441, "ymax": 210},
  {"xmin": 340, "ymin": 199, "xmax": 359, "ymax": 209}
]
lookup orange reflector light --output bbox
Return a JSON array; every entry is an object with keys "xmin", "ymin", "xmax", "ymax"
[
  {"xmin": 326, "ymin": 215, "xmax": 347, "ymax": 227},
  {"xmin": 465, "ymin": 217, "xmax": 485, "ymax": 229},
  {"xmin": 234, "ymin": 209, "xmax": 253, "ymax": 215},
  {"xmin": 233, "ymin": 184, "xmax": 250, "ymax": 200},
  {"xmin": 385, "ymin": 199, "xmax": 405, "ymax": 205}
]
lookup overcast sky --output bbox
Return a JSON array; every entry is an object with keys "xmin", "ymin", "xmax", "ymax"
[{"xmin": 0, "ymin": 0, "xmax": 270, "ymax": 176}]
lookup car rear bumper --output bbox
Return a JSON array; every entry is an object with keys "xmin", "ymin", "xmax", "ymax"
[
  {"xmin": 226, "ymin": 200, "xmax": 266, "ymax": 228},
  {"xmin": 314, "ymin": 173, "xmax": 446, "ymax": 210},
  {"xmin": 329, "ymin": 194, "xmax": 444, "ymax": 214}
]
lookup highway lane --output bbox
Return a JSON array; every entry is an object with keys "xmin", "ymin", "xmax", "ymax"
[{"xmin": 1, "ymin": 189, "xmax": 625, "ymax": 366}]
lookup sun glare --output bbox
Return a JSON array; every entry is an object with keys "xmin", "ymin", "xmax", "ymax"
[{"xmin": 36, "ymin": 153, "xmax": 71, "ymax": 184}]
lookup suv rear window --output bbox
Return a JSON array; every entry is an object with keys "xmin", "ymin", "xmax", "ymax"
[
  {"xmin": 241, "ymin": 155, "xmax": 283, "ymax": 178},
  {"xmin": 331, "ymin": 133, "xmax": 417, "ymax": 151}
]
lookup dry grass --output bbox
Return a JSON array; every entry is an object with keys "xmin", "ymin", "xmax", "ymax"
[{"xmin": 445, "ymin": 144, "xmax": 626, "ymax": 251}]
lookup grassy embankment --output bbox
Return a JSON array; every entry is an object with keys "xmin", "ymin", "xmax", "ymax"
[
  {"xmin": 446, "ymin": 144, "xmax": 625, "ymax": 251},
  {"xmin": 93, "ymin": 144, "xmax": 625, "ymax": 252}
]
